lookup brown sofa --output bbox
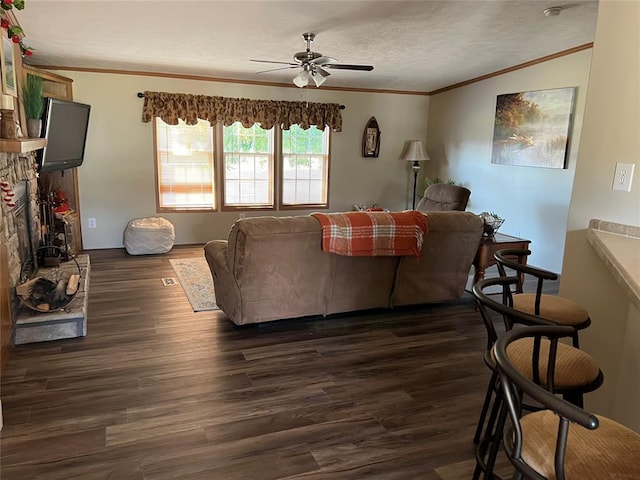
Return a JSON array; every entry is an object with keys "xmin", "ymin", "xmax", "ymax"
[{"xmin": 204, "ymin": 211, "xmax": 483, "ymax": 325}]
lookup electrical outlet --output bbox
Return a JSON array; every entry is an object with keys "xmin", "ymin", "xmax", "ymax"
[
  {"xmin": 238, "ymin": 213, "xmax": 246, "ymax": 218},
  {"xmin": 612, "ymin": 163, "xmax": 635, "ymax": 192},
  {"xmin": 88, "ymin": 217, "xmax": 97, "ymax": 229}
]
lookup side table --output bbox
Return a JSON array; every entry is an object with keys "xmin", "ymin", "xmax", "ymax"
[{"xmin": 473, "ymin": 233, "xmax": 531, "ymax": 292}]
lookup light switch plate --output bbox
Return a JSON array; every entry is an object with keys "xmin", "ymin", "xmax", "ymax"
[{"xmin": 612, "ymin": 163, "xmax": 635, "ymax": 192}]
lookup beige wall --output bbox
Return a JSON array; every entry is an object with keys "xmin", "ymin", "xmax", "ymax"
[
  {"xmin": 65, "ymin": 72, "xmax": 429, "ymax": 249},
  {"xmin": 426, "ymin": 50, "xmax": 592, "ymax": 272},
  {"xmin": 560, "ymin": 0, "xmax": 640, "ymax": 430}
]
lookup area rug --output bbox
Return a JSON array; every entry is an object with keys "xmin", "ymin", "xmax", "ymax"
[{"xmin": 169, "ymin": 258, "xmax": 219, "ymax": 312}]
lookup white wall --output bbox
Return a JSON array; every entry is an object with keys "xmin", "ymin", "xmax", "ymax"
[
  {"xmin": 426, "ymin": 50, "xmax": 592, "ymax": 272},
  {"xmin": 560, "ymin": 0, "xmax": 640, "ymax": 430},
  {"xmin": 65, "ymin": 72, "xmax": 429, "ymax": 249}
]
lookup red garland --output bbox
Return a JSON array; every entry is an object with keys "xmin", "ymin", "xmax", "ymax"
[
  {"xmin": 0, "ymin": 15, "xmax": 34, "ymax": 56},
  {"xmin": 1, "ymin": 0, "xmax": 32, "ymax": 55}
]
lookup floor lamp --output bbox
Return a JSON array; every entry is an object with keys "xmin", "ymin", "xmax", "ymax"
[{"xmin": 399, "ymin": 140, "xmax": 430, "ymax": 209}]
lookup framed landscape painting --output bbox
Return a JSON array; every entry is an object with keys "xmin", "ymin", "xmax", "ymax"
[
  {"xmin": 491, "ymin": 87, "xmax": 576, "ymax": 169},
  {"xmin": 0, "ymin": 31, "xmax": 17, "ymax": 96}
]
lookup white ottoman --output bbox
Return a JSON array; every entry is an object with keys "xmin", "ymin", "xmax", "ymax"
[{"xmin": 124, "ymin": 217, "xmax": 175, "ymax": 255}]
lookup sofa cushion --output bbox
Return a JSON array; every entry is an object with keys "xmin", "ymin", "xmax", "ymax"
[
  {"xmin": 325, "ymin": 255, "xmax": 399, "ymax": 315},
  {"xmin": 392, "ymin": 211, "xmax": 483, "ymax": 305},
  {"xmin": 227, "ymin": 216, "xmax": 333, "ymax": 323}
]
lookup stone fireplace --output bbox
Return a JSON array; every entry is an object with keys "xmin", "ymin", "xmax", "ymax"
[
  {"xmin": 0, "ymin": 151, "xmax": 41, "ymax": 315},
  {"xmin": 10, "ymin": 180, "xmax": 38, "ymax": 282}
]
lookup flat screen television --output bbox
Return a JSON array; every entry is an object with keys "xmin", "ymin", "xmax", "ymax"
[{"xmin": 37, "ymin": 98, "xmax": 91, "ymax": 173}]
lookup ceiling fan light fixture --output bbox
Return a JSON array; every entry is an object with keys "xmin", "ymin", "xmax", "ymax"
[
  {"xmin": 293, "ymin": 70, "xmax": 310, "ymax": 88},
  {"xmin": 316, "ymin": 66, "xmax": 330, "ymax": 78},
  {"xmin": 312, "ymin": 72, "xmax": 326, "ymax": 87}
]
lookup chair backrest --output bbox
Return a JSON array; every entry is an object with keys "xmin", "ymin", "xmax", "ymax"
[
  {"xmin": 472, "ymin": 276, "xmax": 556, "ymax": 350},
  {"xmin": 473, "ymin": 276, "xmax": 564, "ymax": 390},
  {"xmin": 494, "ymin": 325, "xmax": 600, "ymax": 480},
  {"xmin": 415, "ymin": 184, "xmax": 470, "ymax": 212},
  {"xmin": 494, "ymin": 248, "xmax": 558, "ymax": 301}
]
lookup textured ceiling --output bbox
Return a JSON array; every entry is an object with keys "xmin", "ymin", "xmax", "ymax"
[{"xmin": 16, "ymin": 0, "xmax": 599, "ymax": 93}]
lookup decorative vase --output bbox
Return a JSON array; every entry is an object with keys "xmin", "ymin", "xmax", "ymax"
[
  {"xmin": 482, "ymin": 218, "xmax": 505, "ymax": 237},
  {"xmin": 0, "ymin": 109, "xmax": 17, "ymax": 139},
  {"xmin": 479, "ymin": 212, "xmax": 505, "ymax": 237},
  {"xmin": 27, "ymin": 118, "xmax": 42, "ymax": 138}
]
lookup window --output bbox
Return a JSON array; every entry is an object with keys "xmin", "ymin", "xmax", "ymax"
[
  {"xmin": 281, "ymin": 125, "xmax": 329, "ymax": 207},
  {"xmin": 222, "ymin": 123, "xmax": 274, "ymax": 208},
  {"xmin": 154, "ymin": 118, "xmax": 215, "ymax": 211},
  {"xmin": 154, "ymin": 118, "xmax": 330, "ymax": 211}
]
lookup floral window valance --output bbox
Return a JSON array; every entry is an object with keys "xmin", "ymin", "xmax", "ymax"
[{"xmin": 141, "ymin": 90, "xmax": 342, "ymax": 132}]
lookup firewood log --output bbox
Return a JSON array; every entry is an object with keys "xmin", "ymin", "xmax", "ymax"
[
  {"xmin": 16, "ymin": 277, "xmax": 40, "ymax": 298},
  {"xmin": 66, "ymin": 274, "xmax": 80, "ymax": 296}
]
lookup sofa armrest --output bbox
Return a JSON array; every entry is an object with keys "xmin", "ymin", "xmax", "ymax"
[
  {"xmin": 204, "ymin": 240, "xmax": 230, "ymax": 274},
  {"xmin": 204, "ymin": 240, "xmax": 243, "ymax": 322}
]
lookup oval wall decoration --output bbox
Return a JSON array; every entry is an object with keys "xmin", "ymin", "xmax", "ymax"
[{"xmin": 362, "ymin": 116, "xmax": 380, "ymax": 158}]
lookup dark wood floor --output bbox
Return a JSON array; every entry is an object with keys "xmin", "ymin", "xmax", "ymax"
[{"xmin": 0, "ymin": 246, "xmax": 538, "ymax": 479}]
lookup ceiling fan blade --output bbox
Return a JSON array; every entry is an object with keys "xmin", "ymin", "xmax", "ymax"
[
  {"xmin": 256, "ymin": 65, "xmax": 301, "ymax": 74},
  {"xmin": 250, "ymin": 59, "xmax": 299, "ymax": 66},
  {"xmin": 323, "ymin": 64, "xmax": 374, "ymax": 71},
  {"xmin": 314, "ymin": 56, "xmax": 338, "ymax": 66},
  {"xmin": 315, "ymin": 66, "xmax": 331, "ymax": 77}
]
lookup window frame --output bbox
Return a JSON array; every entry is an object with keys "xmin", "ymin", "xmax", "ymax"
[
  {"xmin": 277, "ymin": 126, "xmax": 331, "ymax": 211},
  {"xmin": 219, "ymin": 123, "xmax": 277, "ymax": 213},
  {"xmin": 153, "ymin": 117, "xmax": 219, "ymax": 213}
]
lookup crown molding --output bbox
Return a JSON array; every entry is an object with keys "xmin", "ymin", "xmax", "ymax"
[
  {"xmin": 31, "ymin": 42, "xmax": 594, "ymax": 98},
  {"xmin": 428, "ymin": 43, "xmax": 593, "ymax": 95}
]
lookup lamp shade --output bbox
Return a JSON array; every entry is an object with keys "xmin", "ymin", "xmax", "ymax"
[
  {"xmin": 312, "ymin": 72, "xmax": 326, "ymax": 87},
  {"xmin": 399, "ymin": 140, "xmax": 430, "ymax": 162},
  {"xmin": 293, "ymin": 70, "xmax": 311, "ymax": 88}
]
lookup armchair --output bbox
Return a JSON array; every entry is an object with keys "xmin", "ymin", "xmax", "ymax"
[{"xmin": 415, "ymin": 183, "xmax": 470, "ymax": 212}]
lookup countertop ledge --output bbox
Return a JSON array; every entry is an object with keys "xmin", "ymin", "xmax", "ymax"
[{"xmin": 587, "ymin": 219, "xmax": 640, "ymax": 310}]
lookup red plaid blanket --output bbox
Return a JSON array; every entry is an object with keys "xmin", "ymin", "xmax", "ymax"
[{"xmin": 311, "ymin": 211, "xmax": 428, "ymax": 256}]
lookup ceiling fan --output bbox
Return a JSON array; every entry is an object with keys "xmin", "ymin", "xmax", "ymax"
[{"xmin": 251, "ymin": 32, "xmax": 374, "ymax": 88}]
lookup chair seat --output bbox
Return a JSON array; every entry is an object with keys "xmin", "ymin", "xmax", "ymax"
[
  {"xmin": 520, "ymin": 410, "xmax": 640, "ymax": 479},
  {"xmin": 512, "ymin": 293, "xmax": 590, "ymax": 328},
  {"xmin": 504, "ymin": 338, "xmax": 600, "ymax": 389}
]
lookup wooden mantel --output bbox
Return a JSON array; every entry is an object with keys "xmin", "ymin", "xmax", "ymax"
[{"xmin": 0, "ymin": 138, "xmax": 47, "ymax": 154}]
